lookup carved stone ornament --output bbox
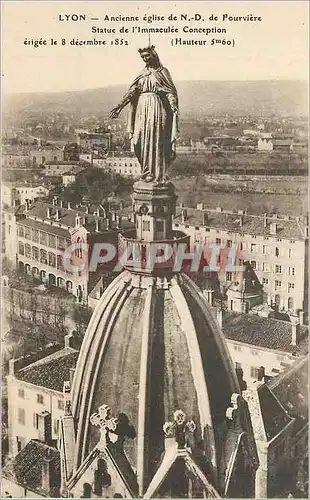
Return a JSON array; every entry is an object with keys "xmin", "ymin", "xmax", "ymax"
[{"xmin": 163, "ymin": 409, "xmax": 196, "ymax": 449}]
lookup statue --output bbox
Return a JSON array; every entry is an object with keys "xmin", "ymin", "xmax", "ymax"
[{"xmin": 110, "ymin": 45, "xmax": 179, "ymax": 183}]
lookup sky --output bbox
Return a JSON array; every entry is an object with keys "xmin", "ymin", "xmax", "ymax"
[{"xmin": 2, "ymin": 1, "xmax": 309, "ymax": 94}]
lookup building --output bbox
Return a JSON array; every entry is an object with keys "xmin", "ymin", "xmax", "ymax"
[
  {"xmin": 272, "ymin": 140, "xmax": 293, "ymax": 152},
  {"xmin": 92, "ymin": 152, "xmax": 141, "ymax": 177},
  {"xmin": 219, "ymin": 309, "xmax": 308, "ymax": 387},
  {"xmin": 2, "ymin": 154, "xmax": 30, "ymax": 169},
  {"xmin": 44, "ymin": 161, "xmax": 80, "ymax": 177},
  {"xmin": 30, "ymin": 148, "xmax": 64, "ymax": 166},
  {"xmin": 173, "ymin": 206, "xmax": 308, "ymax": 314},
  {"xmin": 257, "ymin": 138, "xmax": 273, "ymax": 152},
  {"xmin": 76, "ymin": 132, "xmax": 111, "ymax": 150},
  {"xmin": 243, "ymin": 355, "xmax": 308, "ymax": 498},
  {"xmin": 2, "ymin": 182, "xmax": 50, "ymax": 206},
  {"xmin": 5, "ymin": 337, "xmax": 79, "ymax": 457},
  {"xmin": 3, "ymin": 198, "xmax": 133, "ymax": 304}
]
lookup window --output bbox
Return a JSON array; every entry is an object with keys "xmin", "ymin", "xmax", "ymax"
[
  {"xmin": 250, "ymin": 260, "xmax": 256, "ymax": 270},
  {"xmin": 48, "ymin": 253, "xmax": 56, "ymax": 267},
  {"xmin": 290, "ymin": 240, "xmax": 295, "ymax": 244},
  {"xmin": 156, "ymin": 221, "xmax": 164, "ymax": 232},
  {"xmin": 289, "ymin": 267, "xmax": 295, "ymax": 276},
  {"xmin": 250, "ymin": 366, "xmax": 260, "ymax": 379},
  {"xmin": 227, "ymin": 240, "xmax": 232, "ymax": 248},
  {"xmin": 251, "ymin": 243, "xmax": 256, "ymax": 252},
  {"xmin": 58, "ymin": 400, "xmax": 64, "ymax": 410},
  {"xmin": 48, "ymin": 235, "xmax": 56, "ymax": 248},
  {"xmin": 53, "ymin": 419, "xmax": 60, "ymax": 435},
  {"xmin": 18, "ymin": 388, "xmax": 25, "ymax": 398},
  {"xmin": 18, "ymin": 408, "xmax": 25, "ymax": 425},
  {"xmin": 33, "ymin": 413, "xmax": 39, "ymax": 429},
  {"xmin": 264, "ymin": 236, "xmax": 269, "ymax": 240},
  {"xmin": 288, "ymin": 283, "xmax": 295, "ymax": 291},
  {"xmin": 18, "ymin": 242, "xmax": 24, "ymax": 256},
  {"xmin": 32, "ymin": 246, "xmax": 39, "ymax": 260},
  {"xmin": 234, "ymin": 345, "xmax": 242, "ymax": 352},
  {"xmin": 226, "ymin": 272, "xmax": 233, "ymax": 281},
  {"xmin": 262, "ymin": 263, "xmax": 269, "ymax": 272},
  {"xmin": 40, "ymin": 249, "xmax": 47, "ymax": 264},
  {"xmin": 37, "ymin": 394, "xmax": 44, "ymax": 404},
  {"xmin": 24, "ymin": 227, "xmax": 31, "ymax": 240},
  {"xmin": 275, "ymin": 280, "xmax": 282, "ymax": 290},
  {"xmin": 288, "ymin": 249, "xmax": 292, "ymax": 258},
  {"xmin": 142, "ymin": 221, "xmax": 150, "ymax": 232},
  {"xmin": 277, "ymin": 238, "xmax": 282, "ymax": 242},
  {"xmin": 18, "ymin": 226, "xmax": 25, "ymax": 237},
  {"xmin": 275, "ymin": 265, "xmax": 282, "ymax": 274},
  {"xmin": 25, "ymin": 244, "xmax": 31, "ymax": 258},
  {"xmin": 263, "ymin": 277, "xmax": 269, "ymax": 285},
  {"xmin": 32, "ymin": 229, "xmax": 39, "ymax": 242},
  {"xmin": 40, "ymin": 232, "xmax": 47, "ymax": 245},
  {"xmin": 216, "ymin": 238, "xmax": 221, "ymax": 245},
  {"xmin": 262, "ymin": 245, "xmax": 267, "ymax": 254},
  {"xmin": 239, "ymin": 242, "xmax": 243, "ymax": 251}
]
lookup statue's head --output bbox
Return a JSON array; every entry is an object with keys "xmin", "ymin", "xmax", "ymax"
[{"xmin": 138, "ymin": 45, "xmax": 161, "ymax": 67}]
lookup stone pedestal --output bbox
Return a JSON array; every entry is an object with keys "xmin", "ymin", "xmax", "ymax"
[{"xmin": 132, "ymin": 180, "xmax": 177, "ymax": 242}]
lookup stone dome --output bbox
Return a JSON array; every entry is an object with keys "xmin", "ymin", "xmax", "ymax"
[{"xmin": 71, "ymin": 270, "xmax": 257, "ymax": 497}]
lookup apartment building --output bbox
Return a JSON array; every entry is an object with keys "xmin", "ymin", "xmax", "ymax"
[
  {"xmin": 3, "ymin": 198, "xmax": 133, "ymax": 303},
  {"xmin": 173, "ymin": 205, "xmax": 308, "ymax": 314},
  {"xmin": 93, "ymin": 152, "xmax": 141, "ymax": 177}
]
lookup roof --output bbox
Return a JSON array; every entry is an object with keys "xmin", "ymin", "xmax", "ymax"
[
  {"xmin": 272, "ymin": 140, "xmax": 292, "ymax": 146},
  {"xmin": 15, "ymin": 201, "xmax": 133, "ymax": 235},
  {"xmin": 173, "ymin": 208, "xmax": 306, "ymax": 240},
  {"xmin": 222, "ymin": 311, "xmax": 308, "ymax": 355},
  {"xmin": 258, "ymin": 384, "xmax": 292, "ymax": 440},
  {"xmin": 268, "ymin": 356, "xmax": 308, "ymax": 432},
  {"xmin": 16, "ymin": 347, "xmax": 79, "ymax": 392},
  {"xmin": 2, "ymin": 440, "xmax": 61, "ymax": 497}
]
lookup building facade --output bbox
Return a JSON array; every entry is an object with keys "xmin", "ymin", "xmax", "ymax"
[{"xmin": 173, "ymin": 206, "xmax": 308, "ymax": 314}]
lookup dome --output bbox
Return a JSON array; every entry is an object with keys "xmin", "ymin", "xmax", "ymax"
[{"xmin": 71, "ymin": 270, "xmax": 257, "ymax": 497}]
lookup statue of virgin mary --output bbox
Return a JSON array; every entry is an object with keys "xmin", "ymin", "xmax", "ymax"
[{"xmin": 110, "ymin": 46, "xmax": 179, "ymax": 183}]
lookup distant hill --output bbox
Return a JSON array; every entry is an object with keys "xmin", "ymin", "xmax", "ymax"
[{"xmin": 3, "ymin": 80, "xmax": 308, "ymax": 118}]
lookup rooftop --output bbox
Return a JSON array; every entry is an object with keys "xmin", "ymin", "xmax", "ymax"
[
  {"xmin": 258, "ymin": 384, "xmax": 292, "ymax": 440},
  {"xmin": 268, "ymin": 356, "xmax": 308, "ymax": 432},
  {"xmin": 222, "ymin": 311, "xmax": 308, "ymax": 355},
  {"xmin": 15, "ymin": 347, "xmax": 79, "ymax": 392},
  {"xmin": 2, "ymin": 440, "xmax": 60, "ymax": 497},
  {"xmin": 173, "ymin": 208, "xmax": 306, "ymax": 240}
]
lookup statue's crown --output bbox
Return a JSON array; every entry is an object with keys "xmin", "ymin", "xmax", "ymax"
[{"xmin": 138, "ymin": 45, "xmax": 155, "ymax": 54}]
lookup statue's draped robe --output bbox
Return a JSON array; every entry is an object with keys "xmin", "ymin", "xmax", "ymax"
[{"xmin": 121, "ymin": 66, "xmax": 178, "ymax": 182}]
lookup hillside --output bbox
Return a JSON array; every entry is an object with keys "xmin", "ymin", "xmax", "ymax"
[{"xmin": 3, "ymin": 80, "xmax": 307, "ymax": 119}]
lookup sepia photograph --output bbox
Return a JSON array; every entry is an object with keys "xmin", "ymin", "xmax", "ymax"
[{"xmin": 1, "ymin": 1, "xmax": 309, "ymax": 498}]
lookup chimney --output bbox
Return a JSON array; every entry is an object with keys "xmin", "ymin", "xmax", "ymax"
[
  {"xmin": 75, "ymin": 214, "xmax": 81, "ymax": 228},
  {"xmin": 52, "ymin": 196, "xmax": 58, "ymax": 206},
  {"xmin": 270, "ymin": 222, "xmax": 278, "ymax": 235},
  {"xmin": 55, "ymin": 209, "xmax": 61, "ymax": 221},
  {"xmin": 116, "ymin": 215, "xmax": 122, "ymax": 228},
  {"xmin": 25, "ymin": 199, "xmax": 31, "ymax": 212},
  {"xmin": 67, "ymin": 201, "xmax": 72, "ymax": 210},
  {"xmin": 47, "ymin": 207, "xmax": 52, "ymax": 218},
  {"xmin": 111, "ymin": 211, "xmax": 116, "ymax": 222},
  {"xmin": 205, "ymin": 288, "xmax": 214, "ymax": 306},
  {"xmin": 93, "ymin": 209, "xmax": 99, "ymax": 217},
  {"xmin": 216, "ymin": 308, "xmax": 223, "ymax": 328},
  {"xmin": 238, "ymin": 209, "xmax": 247, "ymax": 215},
  {"xmin": 85, "ymin": 205, "xmax": 89, "ymax": 214},
  {"xmin": 239, "ymin": 215, "xmax": 243, "ymax": 227},
  {"xmin": 95, "ymin": 218, "xmax": 100, "ymax": 232},
  {"xmin": 179, "ymin": 201, "xmax": 185, "ymax": 208},
  {"xmin": 263, "ymin": 213, "xmax": 268, "ymax": 228},
  {"xmin": 291, "ymin": 318, "xmax": 301, "ymax": 346},
  {"xmin": 181, "ymin": 209, "xmax": 187, "ymax": 223},
  {"xmin": 82, "ymin": 215, "xmax": 87, "ymax": 226},
  {"xmin": 41, "ymin": 447, "xmax": 54, "ymax": 494},
  {"xmin": 37, "ymin": 410, "xmax": 52, "ymax": 443},
  {"xmin": 197, "ymin": 202, "xmax": 205, "ymax": 210},
  {"xmin": 202, "ymin": 213, "xmax": 208, "ymax": 226},
  {"xmin": 257, "ymin": 366, "xmax": 265, "ymax": 381},
  {"xmin": 60, "ymin": 200, "xmax": 64, "ymax": 208},
  {"xmin": 216, "ymin": 206, "xmax": 223, "ymax": 212}
]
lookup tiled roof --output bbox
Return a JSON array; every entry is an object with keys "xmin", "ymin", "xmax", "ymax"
[
  {"xmin": 268, "ymin": 356, "xmax": 308, "ymax": 431},
  {"xmin": 16, "ymin": 347, "xmax": 79, "ymax": 392},
  {"xmin": 222, "ymin": 311, "xmax": 308, "ymax": 355},
  {"xmin": 173, "ymin": 208, "xmax": 306, "ymax": 240},
  {"xmin": 15, "ymin": 201, "xmax": 134, "ymax": 235},
  {"xmin": 2, "ymin": 440, "xmax": 60, "ymax": 497},
  {"xmin": 258, "ymin": 384, "xmax": 292, "ymax": 440}
]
